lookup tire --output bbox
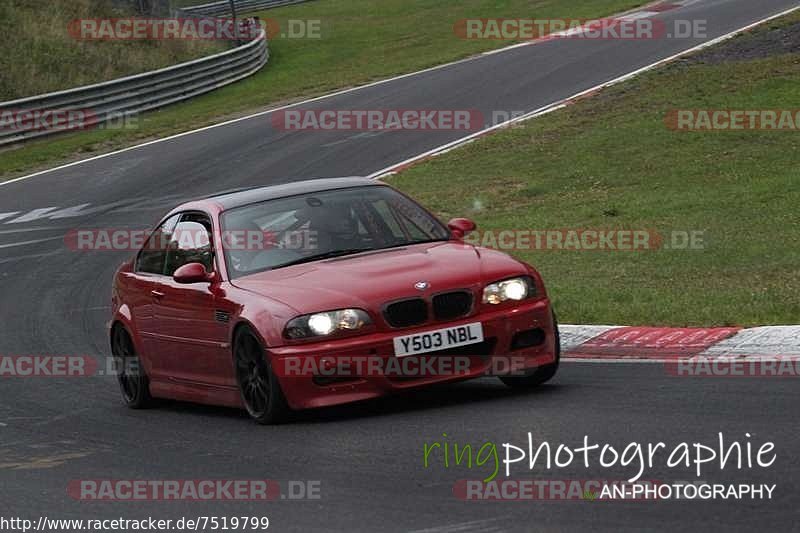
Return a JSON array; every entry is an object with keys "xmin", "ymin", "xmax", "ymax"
[
  {"xmin": 233, "ymin": 327, "xmax": 291, "ymax": 425},
  {"xmin": 499, "ymin": 311, "xmax": 561, "ymax": 388},
  {"xmin": 111, "ymin": 325, "xmax": 154, "ymax": 408}
]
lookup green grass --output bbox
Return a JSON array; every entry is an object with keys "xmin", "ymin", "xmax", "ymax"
[
  {"xmin": 0, "ymin": 0, "xmax": 225, "ymax": 101},
  {"xmin": 0, "ymin": 0, "xmax": 644, "ymax": 179},
  {"xmin": 388, "ymin": 22, "xmax": 800, "ymax": 327}
]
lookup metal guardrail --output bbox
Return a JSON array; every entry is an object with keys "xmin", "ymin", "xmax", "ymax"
[
  {"xmin": 177, "ymin": 0, "xmax": 312, "ymax": 18},
  {"xmin": 0, "ymin": 30, "xmax": 268, "ymax": 147}
]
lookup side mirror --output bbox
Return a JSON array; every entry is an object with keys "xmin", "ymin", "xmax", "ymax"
[
  {"xmin": 173, "ymin": 262, "xmax": 213, "ymax": 284},
  {"xmin": 447, "ymin": 218, "xmax": 477, "ymax": 239}
]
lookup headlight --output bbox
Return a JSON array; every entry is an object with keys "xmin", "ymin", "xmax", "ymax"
[
  {"xmin": 482, "ymin": 277, "xmax": 535, "ymax": 304},
  {"xmin": 284, "ymin": 308, "xmax": 372, "ymax": 339}
]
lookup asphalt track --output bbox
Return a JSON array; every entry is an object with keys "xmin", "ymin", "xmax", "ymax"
[{"xmin": 1, "ymin": 1, "xmax": 799, "ymax": 531}]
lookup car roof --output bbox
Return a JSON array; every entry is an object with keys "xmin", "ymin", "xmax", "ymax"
[{"xmin": 208, "ymin": 177, "xmax": 385, "ymax": 210}]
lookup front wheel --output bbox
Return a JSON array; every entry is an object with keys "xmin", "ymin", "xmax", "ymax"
[
  {"xmin": 233, "ymin": 327, "xmax": 291, "ymax": 424},
  {"xmin": 111, "ymin": 325, "xmax": 154, "ymax": 408},
  {"xmin": 499, "ymin": 311, "xmax": 560, "ymax": 388}
]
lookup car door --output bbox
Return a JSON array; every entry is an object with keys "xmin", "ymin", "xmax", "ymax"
[
  {"xmin": 151, "ymin": 212, "xmax": 232, "ymax": 387},
  {"xmin": 128, "ymin": 214, "xmax": 180, "ymax": 381}
]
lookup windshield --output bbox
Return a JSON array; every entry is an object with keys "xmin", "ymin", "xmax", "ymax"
[{"xmin": 219, "ymin": 185, "xmax": 450, "ymax": 278}]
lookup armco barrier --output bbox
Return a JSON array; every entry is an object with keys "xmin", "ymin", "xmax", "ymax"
[
  {"xmin": 0, "ymin": 30, "xmax": 267, "ymax": 146},
  {"xmin": 177, "ymin": 0, "xmax": 313, "ymax": 18}
]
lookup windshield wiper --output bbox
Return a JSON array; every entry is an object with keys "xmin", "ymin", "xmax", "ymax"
[
  {"xmin": 273, "ymin": 239, "xmax": 448, "ymax": 269},
  {"xmin": 275, "ymin": 248, "xmax": 371, "ymax": 268},
  {"xmin": 409, "ymin": 237, "xmax": 450, "ymax": 245},
  {"xmin": 371, "ymin": 238, "xmax": 450, "ymax": 251}
]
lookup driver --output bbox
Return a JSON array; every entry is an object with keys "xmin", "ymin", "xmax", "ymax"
[
  {"xmin": 305, "ymin": 203, "xmax": 362, "ymax": 253},
  {"xmin": 224, "ymin": 221, "xmax": 272, "ymax": 273}
]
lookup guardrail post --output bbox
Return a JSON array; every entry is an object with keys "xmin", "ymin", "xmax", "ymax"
[{"xmin": 228, "ymin": 0, "xmax": 241, "ymax": 45}]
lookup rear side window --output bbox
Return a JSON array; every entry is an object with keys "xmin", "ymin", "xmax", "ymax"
[{"xmin": 136, "ymin": 215, "xmax": 180, "ymax": 274}]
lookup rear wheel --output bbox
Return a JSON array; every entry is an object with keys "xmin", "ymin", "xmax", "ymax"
[
  {"xmin": 111, "ymin": 325, "xmax": 154, "ymax": 408},
  {"xmin": 500, "ymin": 311, "xmax": 560, "ymax": 388},
  {"xmin": 233, "ymin": 327, "xmax": 291, "ymax": 424}
]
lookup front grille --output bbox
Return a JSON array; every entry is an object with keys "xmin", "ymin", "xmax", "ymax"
[
  {"xmin": 433, "ymin": 291, "xmax": 473, "ymax": 321},
  {"xmin": 384, "ymin": 298, "xmax": 428, "ymax": 328}
]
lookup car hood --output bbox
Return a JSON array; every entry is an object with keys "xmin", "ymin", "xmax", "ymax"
[{"xmin": 230, "ymin": 241, "xmax": 528, "ymax": 315}]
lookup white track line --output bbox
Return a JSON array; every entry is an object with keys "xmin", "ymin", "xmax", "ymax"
[
  {"xmin": 619, "ymin": 11, "xmax": 661, "ymax": 21},
  {"xmin": 0, "ymin": 3, "xmax": 653, "ymax": 189},
  {"xmin": 4, "ymin": 4, "xmax": 799, "ymax": 188},
  {"xmin": 367, "ymin": 3, "xmax": 800, "ymax": 179},
  {"xmin": 563, "ymin": 355, "xmax": 800, "ymax": 363},
  {"xmin": 0, "ymin": 236, "xmax": 63, "ymax": 249},
  {"xmin": 563, "ymin": 358, "xmax": 672, "ymax": 364}
]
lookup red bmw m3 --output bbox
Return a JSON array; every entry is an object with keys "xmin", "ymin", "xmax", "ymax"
[{"xmin": 110, "ymin": 177, "xmax": 559, "ymax": 424}]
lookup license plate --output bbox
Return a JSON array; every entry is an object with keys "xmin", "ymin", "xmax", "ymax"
[{"xmin": 393, "ymin": 322, "xmax": 484, "ymax": 357}]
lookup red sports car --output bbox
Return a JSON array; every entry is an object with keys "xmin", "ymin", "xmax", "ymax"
[{"xmin": 111, "ymin": 177, "xmax": 559, "ymax": 423}]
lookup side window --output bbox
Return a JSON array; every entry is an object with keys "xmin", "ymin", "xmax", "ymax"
[
  {"xmin": 136, "ymin": 215, "xmax": 180, "ymax": 275},
  {"xmin": 164, "ymin": 214, "xmax": 214, "ymax": 276}
]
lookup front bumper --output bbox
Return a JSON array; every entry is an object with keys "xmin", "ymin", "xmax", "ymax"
[{"xmin": 268, "ymin": 298, "xmax": 557, "ymax": 410}]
